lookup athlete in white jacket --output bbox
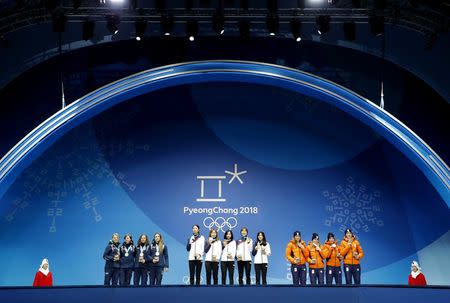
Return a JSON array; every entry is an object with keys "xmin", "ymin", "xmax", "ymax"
[
  {"xmin": 220, "ymin": 230, "xmax": 236, "ymax": 285},
  {"xmin": 252, "ymin": 231, "xmax": 271, "ymax": 285},
  {"xmin": 236, "ymin": 227, "xmax": 253, "ymax": 285},
  {"xmin": 204, "ymin": 229, "xmax": 222, "ymax": 285},
  {"xmin": 186, "ymin": 224, "xmax": 205, "ymax": 285}
]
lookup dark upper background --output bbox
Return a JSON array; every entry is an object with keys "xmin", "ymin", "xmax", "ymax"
[{"xmin": 0, "ymin": 0, "xmax": 449, "ymax": 163}]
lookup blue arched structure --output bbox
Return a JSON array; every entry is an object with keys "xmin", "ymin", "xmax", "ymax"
[{"xmin": 0, "ymin": 60, "xmax": 448, "ymax": 205}]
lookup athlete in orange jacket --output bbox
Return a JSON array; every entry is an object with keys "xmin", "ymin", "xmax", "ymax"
[
  {"xmin": 307, "ymin": 233, "xmax": 326, "ymax": 285},
  {"xmin": 340, "ymin": 228, "xmax": 364, "ymax": 284},
  {"xmin": 285, "ymin": 231, "xmax": 309, "ymax": 286},
  {"xmin": 323, "ymin": 232, "xmax": 342, "ymax": 285}
]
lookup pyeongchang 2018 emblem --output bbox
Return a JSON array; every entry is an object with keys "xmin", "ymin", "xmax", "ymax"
[
  {"xmin": 196, "ymin": 164, "xmax": 247, "ymax": 202},
  {"xmin": 182, "ymin": 164, "xmax": 259, "ymax": 230}
]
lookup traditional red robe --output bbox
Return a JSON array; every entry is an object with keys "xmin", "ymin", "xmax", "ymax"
[
  {"xmin": 33, "ymin": 271, "xmax": 53, "ymax": 287},
  {"xmin": 408, "ymin": 272, "xmax": 427, "ymax": 286}
]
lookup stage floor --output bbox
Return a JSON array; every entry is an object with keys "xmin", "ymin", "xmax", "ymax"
[{"xmin": 1, "ymin": 285, "xmax": 449, "ymax": 303}]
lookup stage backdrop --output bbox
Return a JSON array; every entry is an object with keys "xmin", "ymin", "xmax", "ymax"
[{"xmin": 0, "ymin": 80, "xmax": 449, "ymax": 286}]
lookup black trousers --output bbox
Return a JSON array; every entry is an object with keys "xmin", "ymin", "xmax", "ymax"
[
  {"xmin": 290, "ymin": 264, "xmax": 307, "ymax": 286},
  {"xmin": 119, "ymin": 268, "xmax": 133, "ymax": 286},
  {"xmin": 254, "ymin": 263, "xmax": 268, "ymax": 285},
  {"xmin": 104, "ymin": 267, "xmax": 120, "ymax": 286},
  {"xmin": 237, "ymin": 260, "xmax": 251, "ymax": 285},
  {"xmin": 189, "ymin": 260, "xmax": 202, "ymax": 285},
  {"xmin": 309, "ymin": 268, "xmax": 325, "ymax": 285},
  {"xmin": 221, "ymin": 261, "xmax": 234, "ymax": 285},
  {"xmin": 205, "ymin": 261, "xmax": 219, "ymax": 285},
  {"xmin": 149, "ymin": 266, "xmax": 163, "ymax": 285},
  {"xmin": 344, "ymin": 264, "xmax": 361, "ymax": 284},
  {"xmin": 326, "ymin": 266, "xmax": 342, "ymax": 285},
  {"xmin": 133, "ymin": 267, "xmax": 148, "ymax": 286}
]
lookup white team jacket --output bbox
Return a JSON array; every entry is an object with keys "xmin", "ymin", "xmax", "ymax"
[
  {"xmin": 253, "ymin": 242, "xmax": 271, "ymax": 264},
  {"xmin": 236, "ymin": 237, "xmax": 253, "ymax": 262},
  {"xmin": 220, "ymin": 240, "xmax": 237, "ymax": 262},
  {"xmin": 188, "ymin": 235, "xmax": 205, "ymax": 261},
  {"xmin": 204, "ymin": 238, "xmax": 223, "ymax": 262}
]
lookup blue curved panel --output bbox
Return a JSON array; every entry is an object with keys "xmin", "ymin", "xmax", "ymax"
[
  {"xmin": 0, "ymin": 61, "xmax": 449, "ymax": 286},
  {"xmin": 0, "ymin": 60, "xmax": 448, "ymax": 205}
]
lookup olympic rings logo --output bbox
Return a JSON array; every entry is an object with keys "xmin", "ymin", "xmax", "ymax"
[
  {"xmin": 182, "ymin": 276, "xmax": 189, "ymax": 284},
  {"xmin": 203, "ymin": 217, "xmax": 237, "ymax": 232}
]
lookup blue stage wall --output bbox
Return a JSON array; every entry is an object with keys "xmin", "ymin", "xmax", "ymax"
[{"xmin": 0, "ymin": 64, "xmax": 449, "ymax": 286}]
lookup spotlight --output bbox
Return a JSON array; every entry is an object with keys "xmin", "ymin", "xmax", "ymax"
[
  {"xmin": 186, "ymin": 20, "xmax": 198, "ymax": 41},
  {"xmin": 135, "ymin": 20, "xmax": 147, "ymax": 41},
  {"xmin": 316, "ymin": 15, "xmax": 330, "ymax": 35},
  {"xmin": 308, "ymin": 0, "xmax": 326, "ymax": 6},
  {"xmin": 82, "ymin": 20, "xmax": 95, "ymax": 41},
  {"xmin": 52, "ymin": 12, "xmax": 66, "ymax": 33},
  {"xmin": 239, "ymin": 20, "xmax": 250, "ymax": 39},
  {"xmin": 106, "ymin": 15, "xmax": 120, "ymax": 35},
  {"xmin": 290, "ymin": 19, "xmax": 302, "ymax": 42},
  {"xmin": 212, "ymin": 11, "xmax": 225, "ymax": 35},
  {"xmin": 369, "ymin": 16, "xmax": 384, "ymax": 36},
  {"xmin": 266, "ymin": 14, "xmax": 279, "ymax": 36},
  {"xmin": 343, "ymin": 21, "xmax": 356, "ymax": 41},
  {"xmin": 161, "ymin": 14, "xmax": 174, "ymax": 36}
]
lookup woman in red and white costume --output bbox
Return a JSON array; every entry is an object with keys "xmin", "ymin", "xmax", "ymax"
[
  {"xmin": 33, "ymin": 258, "xmax": 53, "ymax": 287},
  {"xmin": 408, "ymin": 260, "xmax": 427, "ymax": 286}
]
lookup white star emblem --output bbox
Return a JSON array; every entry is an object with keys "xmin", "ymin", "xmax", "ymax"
[{"xmin": 225, "ymin": 164, "xmax": 247, "ymax": 184}]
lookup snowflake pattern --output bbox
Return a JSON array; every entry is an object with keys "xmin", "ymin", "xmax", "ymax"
[
  {"xmin": 323, "ymin": 176, "xmax": 383, "ymax": 234},
  {"xmin": 3, "ymin": 128, "xmax": 148, "ymax": 232}
]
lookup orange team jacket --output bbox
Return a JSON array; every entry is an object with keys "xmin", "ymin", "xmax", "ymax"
[
  {"xmin": 339, "ymin": 237, "xmax": 364, "ymax": 265},
  {"xmin": 323, "ymin": 241, "xmax": 342, "ymax": 267},
  {"xmin": 306, "ymin": 242, "xmax": 327, "ymax": 269},
  {"xmin": 285, "ymin": 240, "xmax": 309, "ymax": 265}
]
